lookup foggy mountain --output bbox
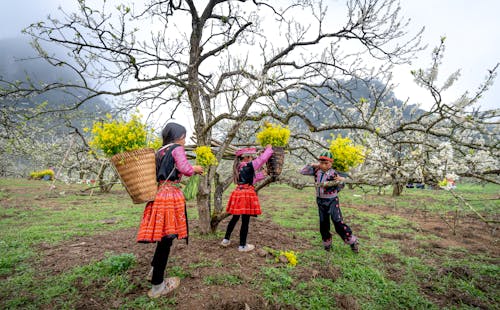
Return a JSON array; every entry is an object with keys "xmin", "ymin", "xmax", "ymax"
[{"xmin": 0, "ymin": 37, "xmax": 111, "ymax": 130}]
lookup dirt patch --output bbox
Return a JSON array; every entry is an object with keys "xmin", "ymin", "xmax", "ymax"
[
  {"xmin": 28, "ymin": 194, "xmax": 499, "ymax": 309},
  {"xmin": 36, "ymin": 217, "xmax": 314, "ymax": 309},
  {"xmin": 351, "ymin": 203, "xmax": 499, "ymax": 258}
]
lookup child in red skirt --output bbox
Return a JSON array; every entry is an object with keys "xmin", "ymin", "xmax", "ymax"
[
  {"xmin": 136, "ymin": 122, "xmax": 203, "ymax": 298},
  {"xmin": 221, "ymin": 145, "xmax": 273, "ymax": 252}
]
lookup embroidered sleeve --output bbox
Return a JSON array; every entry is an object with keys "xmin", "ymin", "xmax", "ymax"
[
  {"xmin": 251, "ymin": 146, "xmax": 273, "ymax": 171},
  {"xmin": 300, "ymin": 165, "xmax": 315, "ymax": 175},
  {"xmin": 172, "ymin": 146, "xmax": 194, "ymax": 176},
  {"xmin": 253, "ymin": 171, "xmax": 265, "ymax": 184}
]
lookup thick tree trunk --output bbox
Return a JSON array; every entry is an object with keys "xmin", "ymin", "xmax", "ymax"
[
  {"xmin": 392, "ymin": 182, "xmax": 404, "ymax": 196},
  {"xmin": 197, "ymin": 174, "xmax": 211, "ymax": 234},
  {"xmin": 209, "ymin": 172, "xmax": 233, "ymax": 233}
]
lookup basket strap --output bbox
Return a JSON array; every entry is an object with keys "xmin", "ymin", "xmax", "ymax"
[{"xmin": 165, "ymin": 165, "xmax": 177, "ymax": 181}]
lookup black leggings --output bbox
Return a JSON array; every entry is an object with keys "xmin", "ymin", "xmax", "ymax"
[
  {"xmin": 224, "ymin": 214, "xmax": 251, "ymax": 246},
  {"xmin": 151, "ymin": 236, "xmax": 173, "ymax": 285},
  {"xmin": 317, "ymin": 197, "xmax": 353, "ymax": 243}
]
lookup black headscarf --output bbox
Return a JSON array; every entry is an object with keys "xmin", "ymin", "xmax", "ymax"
[{"xmin": 161, "ymin": 122, "xmax": 186, "ymax": 145}]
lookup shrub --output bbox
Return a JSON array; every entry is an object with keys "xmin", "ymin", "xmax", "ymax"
[{"xmin": 29, "ymin": 169, "xmax": 55, "ymax": 180}]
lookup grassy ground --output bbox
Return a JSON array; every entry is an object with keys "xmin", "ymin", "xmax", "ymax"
[{"xmin": 0, "ymin": 178, "xmax": 498, "ymax": 309}]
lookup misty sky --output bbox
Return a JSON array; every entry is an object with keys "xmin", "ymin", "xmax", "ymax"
[{"xmin": 1, "ymin": 0, "xmax": 499, "ymax": 110}]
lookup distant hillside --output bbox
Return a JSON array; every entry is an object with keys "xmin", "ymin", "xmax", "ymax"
[
  {"xmin": 277, "ymin": 78, "xmax": 424, "ymax": 139},
  {"xmin": 0, "ymin": 37, "xmax": 111, "ymax": 130}
]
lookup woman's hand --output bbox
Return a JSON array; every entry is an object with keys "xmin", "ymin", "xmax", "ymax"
[
  {"xmin": 193, "ymin": 165, "xmax": 204, "ymax": 175},
  {"xmin": 266, "ymin": 144, "xmax": 272, "ymax": 149}
]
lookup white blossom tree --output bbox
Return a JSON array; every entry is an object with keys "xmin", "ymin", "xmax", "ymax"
[{"xmin": 1, "ymin": 0, "xmax": 498, "ymax": 233}]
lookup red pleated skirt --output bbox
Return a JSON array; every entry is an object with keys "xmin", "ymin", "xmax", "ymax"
[
  {"xmin": 226, "ymin": 184, "xmax": 262, "ymax": 215},
  {"xmin": 137, "ymin": 182, "xmax": 188, "ymax": 243}
]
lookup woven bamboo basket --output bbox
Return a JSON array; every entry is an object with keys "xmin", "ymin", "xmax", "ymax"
[
  {"xmin": 266, "ymin": 146, "xmax": 285, "ymax": 180},
  {"xmin": 110, "ymin": 148, "xmax": 157, "ymax": 204}
]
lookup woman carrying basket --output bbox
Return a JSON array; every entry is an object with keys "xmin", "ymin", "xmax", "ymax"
[{"xmin": 137, "ymin": 122, "xmax": 203, "ymax": 298}]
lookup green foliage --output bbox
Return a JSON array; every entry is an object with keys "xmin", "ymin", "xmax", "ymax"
[
  {"xmin": 183, "ymin": 174, "xmax": 199, "ymax": 201},
  {"xmin": 101, "ymin": 253, "xmax": 136, "ymax": 275},
  {"xmin": 203, "ymin": 274, "xmax": 242, "ymax": 286}
]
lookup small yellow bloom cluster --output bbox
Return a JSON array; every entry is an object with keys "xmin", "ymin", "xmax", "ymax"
[
  {"xmin": 276, "ymin": 250, "xmax": 298, "ymax": 267},
  {"xmin": 148, "ymin": 137, "xmax": 162, "ymax": 151},
  {"xmin": 194, "ymin": 146, "xmax": 218, "ymax": 168},
  {"xmin": 328, "ymin": 134, "xmax": 364, "ymax": 172},
  {"xmin": 256, "ymin": 122, "xmax": 291, "ymax": 147},
  {"xmin": 29, "ymin": 169, "xmax": 55, "ymax": 180},
  {"xmin": 438, "ymin": 178, "xmax": 448, "ymax": 188},
  {"xmin": 87, "ymin": 113, "xmax": 157, "ymax": 157}
]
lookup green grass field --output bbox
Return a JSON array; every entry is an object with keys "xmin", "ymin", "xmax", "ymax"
[{"xmin": 0, "ymin": 178, "xmax": 498, "ymax": 309}]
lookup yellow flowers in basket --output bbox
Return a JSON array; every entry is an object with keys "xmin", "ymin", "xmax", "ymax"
[
  {"xmin": 85, "ymin": 113, "xmax": 161, "ymax": 204},
  {"xmin": 328, "ymin": 134, "xmax": 364, "ymax": 172},
  {"xmin": 256, "ymin": 122, "xmax": 290, "ymax": 179},
  {"xmin": 86, "ymin": 113, "xmax": 161, "ymax": 157},
  {"xmin": 256, "ymin": 122, "xmax": 290, "ymax": 147}
]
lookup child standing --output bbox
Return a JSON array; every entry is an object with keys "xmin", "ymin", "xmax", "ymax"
[
  {"xmin": 300, "ymin": 150, "xmax": 359, "ymax": 253},
  {"xmin": 221, "ymin": 145, "xmax": 273, "ymax": 252},
  {"xmin": 136, "ymin": 122, "xmax": 203, "ymax": 298}
]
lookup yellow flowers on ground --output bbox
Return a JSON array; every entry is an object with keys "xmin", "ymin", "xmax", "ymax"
[
  {"xmin": 328, "ymin": 134, "xmax": 365, "ymax": 172},
  {"xmin": 256, "ymin": 122, "xmax": 291, "ymax": 147},
  {"xmin": 29, "ymin": 169, "xmax": 55, "ymax": 180},
  {"xmin": 87, "ymin": 113, "xmax": 160, "ymax": 157},
  {"xmin": 278, "ymin": 250, "xmax": 298, "ymax": 267},
  {"xmin": 264, "ymin": 247, "xmax": 298, "ymax": 267}
]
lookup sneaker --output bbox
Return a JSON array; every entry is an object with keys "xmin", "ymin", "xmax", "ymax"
[
  {"xmin": 238, "ymin": 244, "xmax": 255, "ymax": 252},
  {"xmin": 323, "ymin": 238, "xmax": 332, "ymax": 252},
  {"xmin": 220, "ymin": 239, "xmax": 231, "ymax": 247},
  {"xmin": 350, "ymin": 240, "xmax": 359, "ymax": 253},
  {"xmin": 147, "ymin": 277, "xmax": 180, "ymax": 298}
]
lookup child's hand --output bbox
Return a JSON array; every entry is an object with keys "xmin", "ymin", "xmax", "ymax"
[
  {"xmin": 310, "ymin": 163, "xmax": 319, "ymax": 169},
  {"xmin": 193, "ymin": 165, "xmax": 204, "ymax": 175},
  {"xmin": 335, "ymin": 175, "xmax": 345, "ymax": 182}
]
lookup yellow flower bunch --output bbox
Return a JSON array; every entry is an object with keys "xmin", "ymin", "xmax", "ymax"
[
  {"xmin": 277, "ymin": 250, "xmax": 298, "ymax": 267},
  {"xmin": 438, "ymin": 178, "xmax": 448, "ymax": 188},
  {"xmin": 183, "ymin": 146, "xmax": 217, "ymax": 200},
  {"xmin": 194, "ymin": 146, "xmax": 218, "ymax": 168},
  {"xmin": 256, "ymin": 122, "xmax": 291, "ymax": 147},
  {"xmin": 328, "ymin": 134, "xmax": 364, "ymax": 172},
  {"xmin": 86, "ymin": 113, "xmax": 158, "ymax": 157},
  {"xmin": 29, "ymin": 169, "xmax": 55, "ymax": 180}
]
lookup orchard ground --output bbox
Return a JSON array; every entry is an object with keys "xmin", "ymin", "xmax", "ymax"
[{"xmin": 0, "ymin": 179, "xmax": 498, "ymax": 309}]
